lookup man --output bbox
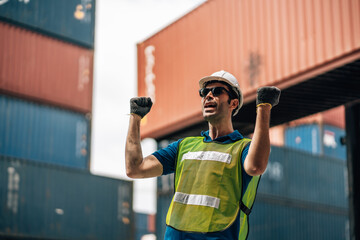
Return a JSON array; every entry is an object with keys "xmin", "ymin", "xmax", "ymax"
[{"xmin": 125, "ymin": 70, "xmax": 281, "ymax": 239}]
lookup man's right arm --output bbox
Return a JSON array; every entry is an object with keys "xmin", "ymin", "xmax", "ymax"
[
  {"xmin": 125, "ymin": 97, "xmax": 163, "ymax": 178},
  {"xmin": 244, "ymin": 87, "xmax": 280, "ymax": 176}
]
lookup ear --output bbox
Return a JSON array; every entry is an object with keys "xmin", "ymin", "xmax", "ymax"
[{"xmin": 230, "ymin": 98, "xmax": 239, "ymax": 111}]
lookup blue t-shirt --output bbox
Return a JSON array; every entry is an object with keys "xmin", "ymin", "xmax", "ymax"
[{"xmin": 152, "ymin": 130, "xmax": 251, "ymax": 240}]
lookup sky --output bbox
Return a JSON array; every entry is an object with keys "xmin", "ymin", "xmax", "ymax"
[{"xmin": 91, "ymin": 0, "xmax": 206, "ymax": 214}]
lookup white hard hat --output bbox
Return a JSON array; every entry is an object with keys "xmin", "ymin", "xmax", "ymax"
[{"xmin": 199, "ymin": 70, "xmax": 243, "ymax": 116}]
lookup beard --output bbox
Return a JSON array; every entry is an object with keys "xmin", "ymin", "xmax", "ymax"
[{"xmin": 202, "ymin": 106, "xmax": 227, "ymax": 123}]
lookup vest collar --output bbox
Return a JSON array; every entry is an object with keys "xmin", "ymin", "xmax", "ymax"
[{"xmin": 201, "ymin": 130, "xmax": 244, "ymax": 142}]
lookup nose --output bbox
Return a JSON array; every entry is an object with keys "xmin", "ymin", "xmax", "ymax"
[{"xmin": 204, "ymin": 90, "xmax": 214, "ymax": 100}]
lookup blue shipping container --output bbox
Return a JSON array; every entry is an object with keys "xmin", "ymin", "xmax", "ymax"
[
  {"xmin": 0, "ymin": 95, "xmax": 90, "ymax": 169},
  {"xmin": 0, "ymin": 0, "xmax": 95, "ymax": 48},
  {"xmin": 156, "ymin": 192, "xmax": 173, "ymax": 240},
  {"xmin": 248, "ymin": 198, "xmax": 348, "ymax": 240},
  {"xmin": 0, "ymin": 156, "xmax": 133, "ymax": 240},
  {"xmin": 285, "ymin": 124, "xmax": 346, "ymax": 160},
  {"xmin": 135, "ymin": 212, "xmax": 155, "ymax": 240},
  {"xmin": 156, "ymin": 173, "xmax": 175, "ymax": 239},
  {"xmin": 260, "ymin": 146, "xmax": 348, "ymax": 208},
  {"xmin": 285, "ymin": 124, "xmax": 321, "ymax": 155}
]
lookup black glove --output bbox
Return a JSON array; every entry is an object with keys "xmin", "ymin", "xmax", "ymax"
[
  {"xmin": 130, "ymin": 97, "xmax": 153, "ymax": 118},
  {"xmin": 256, "ymin": 86, "xmax": 281, "ymax": 107}
]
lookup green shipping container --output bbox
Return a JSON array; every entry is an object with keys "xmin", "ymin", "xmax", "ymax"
[{"xmin": 0, "ymin": 156, "xmax": 134, "ymax": 240}]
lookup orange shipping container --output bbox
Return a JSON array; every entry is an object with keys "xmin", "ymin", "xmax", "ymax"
[
  {"xmin": 138, "ymin": 0, "xmax": 360, "ymax": 139},
  {"xmin": 0, "ymin": 21, "xmax": 93, "ymax": 113},
  {"xmin": 287, "ymin": 106, "xmax": 345, "ymax": 129}
]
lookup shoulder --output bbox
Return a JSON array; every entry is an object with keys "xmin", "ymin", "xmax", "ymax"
[
  {"xmin": 163, "ymin": 139, "xmax": 183, "ymax": 154},
  {"xmin": 233, "ymin": 137, "xmax": 251, "ymax": 148},
  {"xmin": 152, "ymin": 139, "xmax": 183, "ymax": 175},
  {"xmin": 180, "ymin": 136, "xmax": 203, "ymax": 144}
]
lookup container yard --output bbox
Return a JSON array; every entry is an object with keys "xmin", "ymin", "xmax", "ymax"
[
  {"xmin": 1, "ymin": 0, "xmax": 360, "ymax": 239},
  {"xmin": 0, "ymin": 0, "xmax": 135, "ymax": 239}
]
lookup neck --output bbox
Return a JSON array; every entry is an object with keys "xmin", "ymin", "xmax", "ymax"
[{"xmin": 208, "ymin": 120, "xmax": 234, "ymax": 140}]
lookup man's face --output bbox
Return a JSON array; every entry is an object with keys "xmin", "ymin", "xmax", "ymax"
[{"xmin": 200, "ymin": 82, "xmax": 234, "ymax": 122}]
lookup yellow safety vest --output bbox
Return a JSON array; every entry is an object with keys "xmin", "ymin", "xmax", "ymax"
[{"xmin": 165, "ymin": 136, "xmax": 260, "ymax": 239}]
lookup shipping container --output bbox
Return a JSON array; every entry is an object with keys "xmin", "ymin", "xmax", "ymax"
[
  {"xmin": 155, "ymin": 146, "xmax": 349, "ymax": 239},
  {"xmin": 284, "ymin": 124, "xmax": 321, "ymax": 155},
  {"xmin": 137, "ymin": 0, "xmax": 360, "ymax": 139},
  {"xmin": 288, "ymin": 106, "xmax": 345, "ymax": 129},
  {"xmin": 0, "ymin": 156, "xmax": 133, "ymax": 240},
  {"xmin": 260, "ymin": 146, "xmax": 348, "ymax": 207},
  {"xmin": 285, "ymin": 124, "xmax": 346, "ymax": 160},
  {"xmin": 270, "ymin": 106, "xmax": 345, "ymax": 149},
  {"xmin": 269, "ymin": 125, "xmax": 285, "ymax": 147},
  {"xmin": 0, "ymin": 22, "xmax": 93, "ymax": 113},
  {"xmin": 135, "ymin": 212, "xmax": 156, "ymax": 240},
  {"xmin": 248, "ymin": 197, "xmax": 348, "ymax": 240},
  {"xmin": 322, "ymin": 106, "xmax": 345, "ymax": 129},
  {"xmin": 0, "ymin": 95, "xmax": 90, "ymax": 170},
  {"xmin": 156, "ymin": 192, "xmax": 173, "ymax": 240},
  {"xmin": 0, "ymin": 0, "xmax": 95, "ymax": 48},
  {"xmin": 323, "ymin": 125, "xmax": 347, "ymax": 160}
]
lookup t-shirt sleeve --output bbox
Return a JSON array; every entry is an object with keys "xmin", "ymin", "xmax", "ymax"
[
  {"xmin": 241, "ymin": 143, "xmax": 252, "ymax": 193},
  {"xmin": 152, "ymin": 139, "xmax": 182, "ymax": 175}
]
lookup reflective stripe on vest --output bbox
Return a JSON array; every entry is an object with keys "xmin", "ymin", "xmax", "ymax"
[
  {"xmin": 174, "ymin": 192, "xmax": 221, "ymax": 209},
  {"xmin": 182, "ymin": 151, "xmax": 232, "ymax": 164},
  {"xmin": 166, "ymin": 136, "xmax": 256, "ymax": 235}
]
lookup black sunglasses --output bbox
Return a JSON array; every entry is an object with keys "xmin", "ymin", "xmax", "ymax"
[{"xmin": 199, "ymin": 87, "xmax": 234, "ymax": 98}]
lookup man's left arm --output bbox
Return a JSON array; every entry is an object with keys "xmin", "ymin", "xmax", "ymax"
[{"xmin": 244, "ymin": 87, "xmax": 281, "ymax": 176}]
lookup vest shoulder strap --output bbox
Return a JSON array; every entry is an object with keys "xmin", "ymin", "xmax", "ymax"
[{"xmin": 240, "ymin": 201, "xmax": 252, "ymax": 215}]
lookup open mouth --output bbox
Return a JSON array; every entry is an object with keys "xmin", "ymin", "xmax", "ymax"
[{"xmin": 204, "ymin": 102, "xmax": 217, "ymax": 110}]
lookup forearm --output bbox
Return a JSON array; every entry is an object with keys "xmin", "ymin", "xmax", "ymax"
[
  {"xmin": 244, "ymin": 105, "xmax": 271, "ymax": 176},
  {"xmin": 125, "ymin": 97, "xmax": 163, "ymax": 178},
  {"xmin": 125, "ymin": 114, "xmax": 144, "ymax": 177}
]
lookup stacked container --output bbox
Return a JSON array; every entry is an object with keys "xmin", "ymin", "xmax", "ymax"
[
  {"xmin": 268, "ymin": 106, "xmax": 347, "ymax": 160},
  {"xmin": 0, "ymin": 1, "xmax": 94, "ymax": 168},
  {"xmin": 155, "ymin": 146, "xmax": 349, "ymax": 239},
  {"xmin": 134, "ymin": 212, "xmax": 156, "ymax": 240},
  {"xmin": 0, "ymin": 1, "xmax": 133, "ymax": 239},
  {"xmin": 0, "ymin": 156, "xmax": 134, "ymax": 239}
]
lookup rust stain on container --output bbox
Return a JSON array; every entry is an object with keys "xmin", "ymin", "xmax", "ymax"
[
  {"xmin": 0, "ymin": 22, "xmax": 93, "ymax": 113},
  {"xmin": 137, "ymin": 0, "xmax": 360, "ymax": 139}
]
